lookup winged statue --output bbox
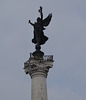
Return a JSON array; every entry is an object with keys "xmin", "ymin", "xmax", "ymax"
[{"xmin": 29, "ymin": 6, "xmax": 52, "ymax": 46}]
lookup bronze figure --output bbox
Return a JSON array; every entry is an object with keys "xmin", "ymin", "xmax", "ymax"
[{"xmin": 29, "ymin": 6, "xmax": 52, "ymax": 57}]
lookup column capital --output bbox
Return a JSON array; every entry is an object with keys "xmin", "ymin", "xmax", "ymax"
[{"xmin": 24, "ymin": 54, "xmax": 53, "ymax": 78}]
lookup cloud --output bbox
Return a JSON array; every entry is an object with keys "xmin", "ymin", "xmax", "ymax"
[
  {"xmin": 48, "ymin": 86, "xmax": 85, "ymax": 100},
  {"xmin": 0, "ymin": 0, "xmax": 86, "ymax": 100}
]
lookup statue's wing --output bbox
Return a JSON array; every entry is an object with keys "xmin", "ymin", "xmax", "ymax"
[{"xmin": 42, "ymin": 13, "xmax": 52, "ymax": 27}]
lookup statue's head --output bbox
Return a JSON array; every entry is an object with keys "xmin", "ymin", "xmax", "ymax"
[{"xmin": 37, "ymin": 17, "xmax": 41, "ymax": 22}]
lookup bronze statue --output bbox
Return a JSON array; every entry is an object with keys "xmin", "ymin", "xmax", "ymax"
[{"xmin": 29, "ymin": 6, "xmax": 52, "ymax": 57}]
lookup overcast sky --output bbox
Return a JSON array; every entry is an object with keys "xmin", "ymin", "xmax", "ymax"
[{"xmin": 0, "ymin": 0, "xmax": 86, "ymax": 100}]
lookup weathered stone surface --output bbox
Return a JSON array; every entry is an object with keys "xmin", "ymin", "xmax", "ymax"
[
  {"xmin": 24, "ymin": 54, "xmax": 53, "ymax": 100},
  {"xmin": 24, "ymin": 58, "xmax": 53, "ymax": 78},
  {"xmin": 31, "ymin": 75, "xmax": 47, "ymax": 100}
]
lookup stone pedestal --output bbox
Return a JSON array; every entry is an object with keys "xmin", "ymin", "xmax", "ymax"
[{"xmin": 24, "ymin": 53, "xmax": 53, "ymax": 100}]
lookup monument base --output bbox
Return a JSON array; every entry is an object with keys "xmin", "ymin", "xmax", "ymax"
[
  {"xmin": 33, "ymin": 50, "xmax": 44, "ymax": 58},
  {"xmin": 33, "ymin": 44, "xmax": 44, "ymax": 58}
]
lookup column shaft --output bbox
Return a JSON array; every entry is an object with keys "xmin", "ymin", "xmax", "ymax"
[
  {"xmin": 24, "ymin": 55, "xmax": 53, "ymax": 100},
  {"xmin": 31, "ymin": 73, "xmax": 47, "ymax": 100}
]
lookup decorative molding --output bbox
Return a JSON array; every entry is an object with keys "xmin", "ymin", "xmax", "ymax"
[{"xmin": 24, "ymin": 58, "xmax": 53, "ymax": 78}]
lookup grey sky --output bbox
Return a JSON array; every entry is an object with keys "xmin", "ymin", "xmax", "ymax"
[{"xmin": 0, "ymin": 0, "xmax": 86, "ymax": 100}]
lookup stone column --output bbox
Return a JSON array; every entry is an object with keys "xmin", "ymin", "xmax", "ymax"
[{"xmin": 24, "ymin": 54, "xmax": 53, "ymax": 100}]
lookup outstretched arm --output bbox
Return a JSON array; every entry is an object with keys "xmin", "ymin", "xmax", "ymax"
[
  {"xmin": 38, "ymin": 6, "xmax": 43, "ymax": 20},
  {"xmin": 28, "ymin": 20, "xmax": 34, "ymax": 26},
  {"xmin": 40, "ymin": 6, "xmax": 43, "ymax": 20}
]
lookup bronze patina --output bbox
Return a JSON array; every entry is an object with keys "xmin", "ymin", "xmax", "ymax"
[{"xmin": 29, "ymin": 6, "xmax": 52, "ymax": 58}]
